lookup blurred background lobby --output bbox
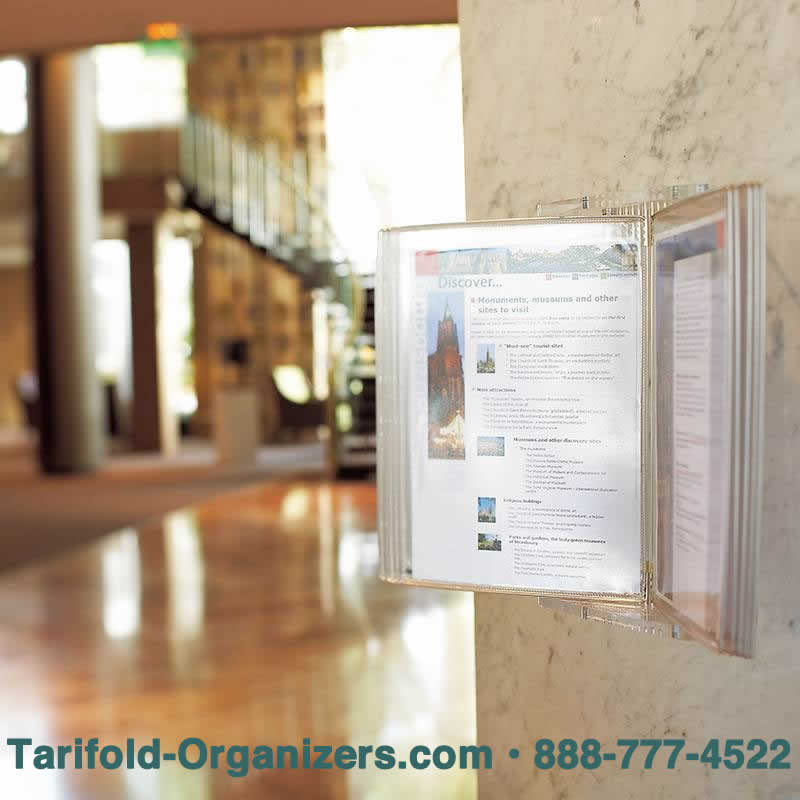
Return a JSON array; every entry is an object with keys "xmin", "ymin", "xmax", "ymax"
[
  {"xmin": 3, "ymin": 2, "xmax": 796, "ymax": 798},
  {"xmin": 0, "ymin": 3, "xmax": 475, "ymax": 798}
]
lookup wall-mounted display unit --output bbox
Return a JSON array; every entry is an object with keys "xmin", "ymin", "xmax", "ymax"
[{"xmin": 376, "ymin": 185, "xmax": 764, "ymax": 657}]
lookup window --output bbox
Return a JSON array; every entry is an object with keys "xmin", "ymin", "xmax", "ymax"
[
  {"xmin": 322, "ymin": 26, "xmax": 465, "ymax": 275},
  {"xmin": 94, "ymin": 44, "xmax": 186, "ymax": 130},
  {"xmin": 0, "ymin": 58, "xmax": 27, "ymax": 134}
]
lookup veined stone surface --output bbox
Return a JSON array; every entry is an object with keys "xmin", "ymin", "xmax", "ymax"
[{"xmin": 460, "ymin": 0, "xmax": 800, "ymax": 797}]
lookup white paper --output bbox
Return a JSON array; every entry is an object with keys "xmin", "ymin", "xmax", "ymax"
[
  {"xmin": 669, "ymin": 249, "xmax": 726, "ymax": 619},
  {"xmin": 408, "ymin": 255, "xmax": 642, "ymax": 595}
]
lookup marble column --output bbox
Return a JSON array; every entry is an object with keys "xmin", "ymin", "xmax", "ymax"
[
  {"xmin": 459, "ymin": 1, "xmax": 800, "ymax": 797},
  {"xmin": 30, "ymin": 51, "xmax": 104, "ymax": 473}
]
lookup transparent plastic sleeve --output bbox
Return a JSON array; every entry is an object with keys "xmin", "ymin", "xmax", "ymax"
[
  {"xmin": 377, "ymin": 217, "xmax": 647, "ymax": 601},
  {"xmin": 652, "ymin": 185, "xmax": 764, "ymax": 657}
]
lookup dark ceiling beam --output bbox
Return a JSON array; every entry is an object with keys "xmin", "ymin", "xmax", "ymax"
[{"xmin": 0, "ymin": 0, "xmax": 457, "ymax": 56}]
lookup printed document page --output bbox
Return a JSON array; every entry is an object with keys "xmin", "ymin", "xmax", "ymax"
[
  {"xmin": 653, "ymin": 212, "xmax": 729, "ymax": 634},
  {"xmin": 408, "ymin": 245, "xmax": 642, "ymax": 595},
  {"xmin": 669, "ymin": 249, "xmax": 727, "ymax": 628}
]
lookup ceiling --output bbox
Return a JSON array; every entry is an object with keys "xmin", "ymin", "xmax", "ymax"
[{"xmin": 0, "ymin": 0, "xmax": 458, "ymax": 56}]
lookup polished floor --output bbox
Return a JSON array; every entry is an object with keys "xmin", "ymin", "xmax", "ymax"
[
  {"xmin": 0, "ymin": 481, "xmax": 476, "ymax": 798},
  {"xmin": 0, "ymin": 433, "xmax": 327, "ymax": 571}
]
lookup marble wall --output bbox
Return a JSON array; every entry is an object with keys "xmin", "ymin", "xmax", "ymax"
[{"xmin": 458, "ymin": 0, "xmax": 800, "ymax": 797}]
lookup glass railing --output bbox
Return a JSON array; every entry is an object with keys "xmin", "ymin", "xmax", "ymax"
[
  {"xmin": 181, "ymin": 112, "xmax": 351, "ymax": 267},
  {"xmin": 180, "ymin": 110, "xmax": 363, "ymax": 361}
]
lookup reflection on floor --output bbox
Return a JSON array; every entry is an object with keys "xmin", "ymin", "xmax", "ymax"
[
  {"xmin": 0, "ymin": 481, "xmax": 476, "ymax": 799},
  {"xmin": 0, "ymin": 433, "xmax": 326, "ymax": 571}
]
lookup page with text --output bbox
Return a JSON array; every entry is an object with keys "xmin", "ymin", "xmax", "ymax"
[{"xmin": 407, "ymin": 241, "xmax": 642, "ymax": 596}]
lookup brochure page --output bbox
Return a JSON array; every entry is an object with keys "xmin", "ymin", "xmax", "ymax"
[
  {"xmin": 408, "ymin": 242, "xmax": 642, "ymax": 595},
  {"xmin": 654, "ymin": 213, "xmax": 729, "ymax": 634}
]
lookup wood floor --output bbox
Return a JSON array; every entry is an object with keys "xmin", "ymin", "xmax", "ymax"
[
  {"xmin": 0, "ymin": 435, "xmax": 327, "ymax": 571},
  {"xmin": 0, "ymin": 481, "xmax": 476, "ymax": 799}
]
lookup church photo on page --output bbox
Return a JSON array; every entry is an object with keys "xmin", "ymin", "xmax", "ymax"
[{"xmin": 427, "ymin": 291, "xmax": 466, "ymax": 459}]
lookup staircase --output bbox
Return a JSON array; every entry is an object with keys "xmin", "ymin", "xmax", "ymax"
[
  {"xmin": 179, "ymin": 111, "xmax": 351, "ymax": 290},
  {"xmin": 179, "ymin": 111, "xmax": 377, "ymax": 473}
]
